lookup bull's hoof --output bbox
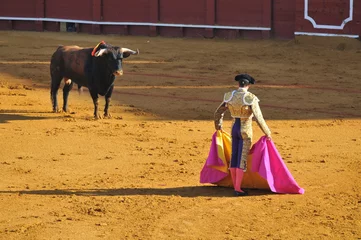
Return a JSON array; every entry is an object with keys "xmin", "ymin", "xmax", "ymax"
[
  {"xmin": 103, "ymin": 113, "xmax": 112, "ymax": 119},
  {"xmin": 94, "ymin": 114, "xmax": 102, "ymax": 120}
]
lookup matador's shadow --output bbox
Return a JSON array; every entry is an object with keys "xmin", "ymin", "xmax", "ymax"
[{"xmin": 0, "ymin": 186, "xmax": 273, "ymax": 198}]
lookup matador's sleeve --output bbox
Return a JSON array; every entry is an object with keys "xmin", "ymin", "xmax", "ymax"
[
  {"xmin": 251, "ymin": 100, "xmax": 271, "ymax": 137},
  {"xmin": 214, "ymin": 102, "xmax": 228, "ymax": 130}
]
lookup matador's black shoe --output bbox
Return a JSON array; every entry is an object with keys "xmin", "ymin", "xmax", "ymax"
[{"xmin": 234, "ymin": 190, "xmax": 248, "ymax": 197}]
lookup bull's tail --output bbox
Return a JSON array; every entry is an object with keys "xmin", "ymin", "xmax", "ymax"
[{"xmin": 50, "ymin": 47, "xmax": 65, "ymax": 112}]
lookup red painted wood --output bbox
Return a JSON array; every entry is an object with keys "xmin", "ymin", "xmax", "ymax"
[
  {"xmin": 149, "ymin": 0, "xmax": 159, "ymax": 36},
  {"xmin": 78, "ymin": 24, "xmax": 92, "ymax": 34},
  {"xmin": 295, "ymin": 0, "xmax": 361, "ymax": 36},
  {"xmin": 12, "ymin": 21, "xmax": 36, "ymax": 31},
  {"xmin": 215, "ymin": 29, "xmax": 240, "ymax": 39},
  {"xmin": 44, "ymin": 22, "xmax": 59, "ymax": 32},
  {"xmin": 92, "ymin": 0, "xmax": 101, "ymax": 20},
  {"xmin": 35, "ymin": 0, "xmax": 45, "ymax": 17},
  {"xmin": 128, "ymin": 26, "xmax": 151, "ymax": 36},
  {"xmin": 102, "ymin": 0, "xmax": 152, "ymax": 22},
  {"xmin": 1, "ymin": 0, "xmax": 361, "ymax": 39},
  {"xmin": 158, "ymin": 27, "xmax": 184, "ymax": 38},
  {"xmin": 92, "ymin": 0, "xmax": 101, "ymax": 34},
  {"xmin": 206, "ymin": 0, "xmax": 215, "ymax": 25},
  {"xmin": 216, "ymin": 0, "xmax": 265, "ymax": 26},
  {"xmin": 204, "ymin": 0, "xmax": 215, "ymax": 38},
  {"xmin": 353, "ymin": 0, "xmax": 361, "ymax": 36},
  {"xmin": 35, "ymin": 0, "xmax": 45, "ymax": 31},
  {"xmin": 149, "ymin": 0, "xmax": 159, "ymax": 22},
  {"xmin": 307, "ymin": 0, "xmax": 350, "ymax": 26},
  {"xmin": 0, "ymin": 0, "xmax": 37, "ymax": 17},
  {"xmin": 45, "ymin": 0, "xmax": 92, "ymax": 20},
  {"xmin": 262, "ymin": 0, "xmax": 272, "ymax": 28},
  {"xmin": 0, "ymin": 21, "xmax": 13, "ymax": 30},
  {"xmin": 242, "ymin": 30, "xmax": 263, "ymax": 39},
  {"xmin": 159, "ymin": 0, "xmax": 206, "ymax": 24},
  {"xmin": 102, "ymin": 25, "xmax": 128, "ymax": 35},
  {"xmin": 272, "ymin": 0, "xmax": 296, "ymax": 39},
  {"xmin": 184, "ymin": 28, "xmax": 207, "ymax": 38}
]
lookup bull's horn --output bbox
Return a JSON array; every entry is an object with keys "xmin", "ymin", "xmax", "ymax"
[
  {"xmin": 94, "ymin": 48, "xmax": 108, "ymax": 57},
  {"xmin": 120, "ymin": 48, "xmax": 139, "ymax": 55}
]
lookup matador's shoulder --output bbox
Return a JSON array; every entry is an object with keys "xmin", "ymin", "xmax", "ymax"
[
  {"xmin": 223, "ymin": 91, "xmax": 234, "ymax": 102},
  {"xmin": 243, "ymin": 92, "xmax": 259, "ymax": 105}
]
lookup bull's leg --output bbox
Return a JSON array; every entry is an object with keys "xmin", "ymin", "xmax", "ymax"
[
  {"xmin": 89, "ymin": 90, "xmax": 100, "ymax": 119},
  {"xmin": 77, "ymin": 84, "xmax": 83, "ymax": 95},
  {"xmin": 50, "ymin": 74, "xmax": 62, "ymax": 113},
  {"xmin": 104, "ymin": 85, "xmax": 114, "ymax": 118},
  {"xmin": 62, "ymin": 80, "xmax": 74, "ymax": 112}
]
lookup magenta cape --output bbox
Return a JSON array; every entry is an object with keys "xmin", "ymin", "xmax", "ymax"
[
  {"xmin": 199, "ymin": 131, "xmax": 230, "ymax": 184},
  {"xmin": 200, "ymin": 131, "xmax": 305, "ymax": 194},
  {"xmin": 250, "ymin": 136, "xmax": 304, "ymax": 194}
]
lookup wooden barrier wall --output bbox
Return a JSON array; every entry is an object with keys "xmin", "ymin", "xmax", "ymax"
[
  {"xmin": 295, "ymin": 0, "xmax": 361, "ymax": 37},
  {"xmin": 0, "ymin": 0, "xmax": 360, "ymax": 39}
]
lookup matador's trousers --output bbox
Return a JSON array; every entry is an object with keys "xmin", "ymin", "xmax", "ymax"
[{"xmin": 230, "ymin": 118, "xmax": 253, "ymax": 171}]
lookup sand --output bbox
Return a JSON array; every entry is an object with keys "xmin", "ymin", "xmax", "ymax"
[{"xmin": 0, "ymin": 31, "xmax": 360, "ymax": 240}]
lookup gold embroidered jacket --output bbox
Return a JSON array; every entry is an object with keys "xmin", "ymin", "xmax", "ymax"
[{"xmin": 214, "ymin": 88, "xmax": 271, "ymax": 137}]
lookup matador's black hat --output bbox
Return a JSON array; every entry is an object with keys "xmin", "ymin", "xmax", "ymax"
[{"xmin": 235, "ymin": 74, "xmax": 255, "ymax": 85}]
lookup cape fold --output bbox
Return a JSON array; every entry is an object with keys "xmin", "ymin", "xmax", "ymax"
[{"xmin": 200, "ymin": 131, "xmax": 304, "ymax": 194}]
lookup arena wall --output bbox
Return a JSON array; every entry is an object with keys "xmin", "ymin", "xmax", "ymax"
[{"xmin": 0, "ymin": 0, "xmax": 360, "ymax": 39}]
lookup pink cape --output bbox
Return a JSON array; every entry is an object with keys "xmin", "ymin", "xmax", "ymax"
[
  {"xmin": 199, "ymin": 131, "xmax": 230, "ymax": 184},
  {"xmin": 200, "ymin": 131, "xmax": 305, "ymax": 194},
  {"xmin": 250, "ymin": 136, "xmax": 305, "ymax": 194}
]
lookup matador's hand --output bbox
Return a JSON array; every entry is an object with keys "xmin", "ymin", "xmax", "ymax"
[{"xmin": 215, "ymin": 124, "xmax": 222, "ymax": 131}]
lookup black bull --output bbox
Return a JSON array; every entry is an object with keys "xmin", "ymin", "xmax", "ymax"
[{"xmin": 50, "ymin": 42, "xmax": 139, "ymax": 118}]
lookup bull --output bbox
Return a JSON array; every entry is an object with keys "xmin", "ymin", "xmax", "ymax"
[{"xmin": 50, "ymin": 41, "xmax": 139, "ymax": 118}]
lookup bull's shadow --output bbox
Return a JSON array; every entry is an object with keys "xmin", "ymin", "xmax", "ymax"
[
  {"xmin": 0, "ymin": 112, "xmax": 52, "ymax": 124},
  {"xmin": 0, "ymin": 186, "xmax": 273, "ymax": 198}
]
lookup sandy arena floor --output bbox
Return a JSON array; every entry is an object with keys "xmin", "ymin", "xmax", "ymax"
[{"xmin": 0, "ymin": 31, "xmax": 360, "ymax": 240}]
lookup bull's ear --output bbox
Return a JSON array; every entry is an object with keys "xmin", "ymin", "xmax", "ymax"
[
  {"xmin": 94, "ymin": 48, "xmax": 108, "ymax": 57},
  {"xmin": 120, "ymin": 48, "xmax": 139, "ymax": 58}
]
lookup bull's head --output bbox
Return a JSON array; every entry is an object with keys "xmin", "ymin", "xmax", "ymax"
[{"xmin": 94, "ymin": 47, "xmax": 139, "ymax": 76}]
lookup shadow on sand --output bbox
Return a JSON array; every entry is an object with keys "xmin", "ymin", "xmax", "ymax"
[
  {"xmin": 0, "ymin": 186, "xmax": 274, "ymax": 198},
  {"xmin": 0, "ymin": 111, "xmax": 53, "ymax": 124}
]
